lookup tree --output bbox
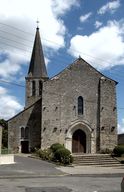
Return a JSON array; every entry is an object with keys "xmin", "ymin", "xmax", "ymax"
[{"xmin": 0, "ymin": 119, "xmax": 8, "ymax": 148}]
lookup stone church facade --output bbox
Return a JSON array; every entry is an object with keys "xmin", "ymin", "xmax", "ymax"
[{"xmin": 8, "ymin": 27, "xmax": 118, "ymax": 154}]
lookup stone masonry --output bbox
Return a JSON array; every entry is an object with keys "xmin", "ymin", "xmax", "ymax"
[
  {"xmin": 41, "ymin": 58, "xmax": 117, "ymax": 153},
  {"xmin": 8, "ymin": 27, "xmax": 117, "ymax": 154},
  {"xmin": 8, "ymin": 100, "xmax": 41, "ymax": 153}
]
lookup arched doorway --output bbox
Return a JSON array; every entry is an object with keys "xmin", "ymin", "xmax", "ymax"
[{"xmin": 72, "ymin": 129, "xmax": 86, "ymax": 153}]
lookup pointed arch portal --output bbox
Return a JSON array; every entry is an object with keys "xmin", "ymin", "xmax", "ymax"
[{"xmin": 72, "ymin": 129, "xmax": 86, "ymax": 153}]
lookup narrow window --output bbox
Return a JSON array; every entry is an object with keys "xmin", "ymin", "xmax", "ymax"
[
  {"xmin": 39, "ymin": 80, "xmax": 42, "ymax": 96},
  {"xmin": 78, "ymin": 96, "xmax": 83, "ymax": 115},
  {"xmin": 32, "ymin": 81, "xmax": 35, "ymax": 96},
  {"xmin": 21, "ymin": 127, "xmax": 25, "ymax": 139}
]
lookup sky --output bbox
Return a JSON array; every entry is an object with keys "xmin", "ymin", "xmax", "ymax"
[{"xmin": 0, "ymin": 0, "xmax": 124, "ymax": 133}]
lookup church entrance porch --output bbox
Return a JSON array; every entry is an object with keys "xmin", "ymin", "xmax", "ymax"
[
  {"xmin": 72, "ymin": 129, "xmax": 86, "ymax": 153},
  {"xmin": 65, "ymin": 121, "xmax": 93, "ymax": 153}
]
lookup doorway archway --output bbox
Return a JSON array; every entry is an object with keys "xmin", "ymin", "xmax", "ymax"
[{"xmin": 72, "ymin": 129, "xmax": 86, "ymax": 153}]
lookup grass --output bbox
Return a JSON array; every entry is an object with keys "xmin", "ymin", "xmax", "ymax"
[{"xmin": 1, "ymin": 148, "xmax": 12, "ymax": 154}]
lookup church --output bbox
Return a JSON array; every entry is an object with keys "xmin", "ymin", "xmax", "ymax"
[{"xmin": 8, "ymin": 27, "xmax": 118, "ymax": 154}]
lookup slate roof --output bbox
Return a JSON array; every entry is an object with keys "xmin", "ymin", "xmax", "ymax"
[{"xmin": 28, "ymin": 27, "xmax": 48, "ymax": 78}]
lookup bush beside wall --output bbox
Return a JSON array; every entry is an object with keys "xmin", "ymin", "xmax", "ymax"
[
  {"xmin": 113, "ymin": 145, "xmax": 124, "ymax": 157},
  {"xmin": 36, "ymin": 143, "xmax": 73, "ymax": 165}
]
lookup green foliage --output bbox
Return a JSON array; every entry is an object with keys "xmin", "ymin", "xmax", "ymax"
[
  {"xmin": 0, "ymin": 119, "xmax": 8, "ymax": 148},
  {"xmin": 50, "ymin": 143, "xmax": 64, "ymax": 153},
  {"xmin": 35, "ymin": 143, "xmax": 73, "ymax": 165},
  {"xmin": 54, "ymin": 147, "xmax": 73, "ymax": 165},
  {"xmin": 36, "ymin": 148, "xmax": 53, "ymax": 161},
  {"xmin": 113, "ymin": 145, "xmax": 124, "ymax": 157},
  {"xmin": 1, "ymin": 148, "xmax": 11, "ymax": 154},
  {"xmin": 30, "ymin": 145, "xmax": 40, "ymax": 153}
]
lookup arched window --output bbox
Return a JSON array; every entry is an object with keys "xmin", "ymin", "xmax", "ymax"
[
  {"xmin": 21, "ymin": 127, "xmax": 25, "ymax": 139},
  {"xmin": 78, "ymin": 96, "xmax": 83, "ymax": 115},
  {"xmin": 32, "ymin": 81, "xmax": 35, "ymax": 96},
  {"xmin": 25, "ymin": 127, "xmax": 29, "ymax": 139},
  {"xmin": 39, "ymin": 80, "xmax": 42, "ymax": 96}
]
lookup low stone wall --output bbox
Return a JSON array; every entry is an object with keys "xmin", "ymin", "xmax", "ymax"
[{"xmin": 0, "ymin": 154, "xmax": 15, "ymax": 165}]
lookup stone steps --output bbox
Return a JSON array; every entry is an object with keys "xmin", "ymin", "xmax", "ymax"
[{"xmin": 72, "ymin": 154, "xmax": 122, "ymax": 167}]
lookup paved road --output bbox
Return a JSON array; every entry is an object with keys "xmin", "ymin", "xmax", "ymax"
[
  {"xmin": 0, "ymin": 155, "xmax": 123, "ymax": 191},
  {"xmin": 0, "ymin": 155, "xmax": 63, "ymax": 177},
  {"xmin": 0, "ymin": 175, "xmax": 122, "ymax": 192}
]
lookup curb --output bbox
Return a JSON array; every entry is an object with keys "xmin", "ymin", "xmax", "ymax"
[{"xmin": 0, "ymin": 173, "xmax": 69, "ymax": 179}]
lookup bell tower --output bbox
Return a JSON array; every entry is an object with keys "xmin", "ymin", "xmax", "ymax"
[{"xmin": 25, "ymin": 27, "xmax": 48, "ymax": 107}]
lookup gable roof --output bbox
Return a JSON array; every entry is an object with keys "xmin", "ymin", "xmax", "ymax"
[
  {"xmin": 50, "ymin": 57, "xmax": 118, "ymax": 84},
  {"xmin": 7, "ymin": 99, "xmax": 41, "ymax": 122}
]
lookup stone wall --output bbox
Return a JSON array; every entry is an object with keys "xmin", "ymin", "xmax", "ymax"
[
  {"xmin": 8, "ymin": 99, "xmax": 41, "ymax": 153},
  {"xmin": 100, "ymin": 77, "xmax": 117, "ymax": 151},
  {"xmin": 41, "ymin": 59, "xmax": 117, "ymax": 153},
  {"xmin": 8, "ymin": 58, "xmax": 117, "ymax": 154},
  {"xmin": 25, "ymin": 77, "xmax": 42, "ymax": 107}
]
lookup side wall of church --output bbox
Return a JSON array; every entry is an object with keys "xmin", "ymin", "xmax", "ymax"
[
  {"xmin": 99, "ymin": 78, "xmax": 117, "ymax": 151},
  {"xmin": 8, "ymin": 100, "xmax": 41, "ymax": 153}
]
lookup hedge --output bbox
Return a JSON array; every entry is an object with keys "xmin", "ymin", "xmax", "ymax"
[
  {"xmin": 36, "ymin": 143, "xmax": 73, "ymax": 165},
  {"xmin": 50, "ymin": 143, "xmax": 64, "ymax": 153},
  {"xmin": 54, "ymin": 147, "xmax": 73, "ymax": 165},
  {"xmin": 36, "ymin": 148, "xmax": 52, "ymax": 161},
  {"xmin": 113, "ymin": 145, "xmax": 124, "ymax": 157}
]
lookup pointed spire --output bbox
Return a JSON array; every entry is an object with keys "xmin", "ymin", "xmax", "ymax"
[{"xmin": 28, "ymin": 27, "xmax": 48, "ymax": 79}]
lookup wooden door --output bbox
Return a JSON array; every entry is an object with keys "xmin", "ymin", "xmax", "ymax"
[
  {"xmin": 21, "ymin": 141, "xmax": 29, "ymax": 153},
  {"xmin": 72, "ymin": 129, "xmax": 86, "ymax": 153}
]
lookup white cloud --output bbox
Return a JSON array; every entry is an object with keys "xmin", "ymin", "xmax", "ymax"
[
  {"xmin": 0, "ymin": 57, "xmax": 20, "ymax": 79},
  {"xmin": 52, "ymin": 0, "xmax": 79, "ymax": 16},
  {"xmin": 95, "ymin": 21, "xmax": 103, "ymax": 29},
  {"xmin": 118, "ymin": 119, "xmax": 124, "ymax": 134},
  {"xmin": 98, "ymin": 0, "xmax": 120, "ymax": 15},
  {"xmin": 0, "ymin": 0, "xmax": 79, "ymax": 119},
  {"xmin": 0, "ymin": 86, "xmax": 7, "ymax": 95},
  {"xmin": 80, "ymin": 12, "xmax": 92, "ymax": 23},
  {"xmin": 68, "ymin": 20, "xmax": 124, "ymax": 70},
  {"xmin": 0, "ymin": 0, "xmax": 79, "ymax": 79},
  {"xmin": 0, "ymin": 0, "xmax": 79, "ymax": 50},
  {"xmin": 0, "ymin": 86, "xmax": 23, "ymax": 119},
  {"xmin": 0, "ymin": 49, "xmax": 29, "ymax": 79}
]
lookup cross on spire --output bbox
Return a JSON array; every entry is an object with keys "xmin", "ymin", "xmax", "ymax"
[{"xmin": 36, "ymin": 19, "xmax": 39, "ymax": 29}]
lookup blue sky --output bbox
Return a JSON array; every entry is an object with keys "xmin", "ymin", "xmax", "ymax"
[{"xmin": 0, "ymin": 0, "xmax": 124, "ymax": 133}]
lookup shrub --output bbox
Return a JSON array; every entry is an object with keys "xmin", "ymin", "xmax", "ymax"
[
  {"xmin": 50, "ymin": 143, "xmax": 64, "ymax": 153},
  {"xmin": 30, "ymin": 145, "xmax": 40, "ymax": 153},
  {"xmin": 36, "ymin": 148, "xmax": 53, "ymax": 161},
  {"xmin": 54, "ymin": 147, "xmax": 73, "ymax": 165},
  {"xmin": 113, "ymin": 145, "xmax": 124, "ymax": 157},
  {"xmin": 35, "ymin": 143, "xmax": 73, "ymax": 165}
]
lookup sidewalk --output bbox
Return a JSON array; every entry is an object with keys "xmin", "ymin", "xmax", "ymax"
[{"xmin": 56, "ymin": 164, "xmax": 124, "ymax": 175}]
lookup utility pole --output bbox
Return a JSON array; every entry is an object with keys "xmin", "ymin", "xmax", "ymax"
[{"xmin": 0, "ymin": 125, "xmax": 3, "ymax": 154}]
